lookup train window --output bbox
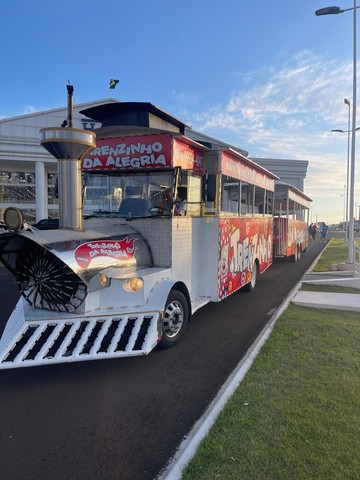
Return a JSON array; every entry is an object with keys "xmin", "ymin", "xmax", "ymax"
[
  {"xmin": 240, "ymin": 183, "xmax": 254, "ymax": 215},
  {"xmin": 221, "ymin": 175, "xmax": 240, "ymax": 214},
  {"xmin": 254, "ymin": 187, "xmax": 273, "ymax": 215}
]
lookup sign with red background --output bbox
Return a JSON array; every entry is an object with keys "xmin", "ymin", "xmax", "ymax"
[
  {"xmin": 81, "ymin": 134, "xmax": 173, "ymax": 171},
  {"xmin": 221, "ymin": 151, "xmax": 275, "ymax": 191},
  {"xmin": 173, "ymin": 139, "xmax": 204, "ymax": 174},
  {"xmin": 75, "ymin": 238, "xmax": 137, "ymax": 269},
  {"xmin": 81, "ymin": 134, "xmax": 204, "ymax": 173}
]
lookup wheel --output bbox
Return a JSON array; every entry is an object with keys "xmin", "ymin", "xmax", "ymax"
[
  {"xmin": 290, "ymin": 245, "xmax": 299, "ymax": 262},
  {"xmin": 243, "ymin": 261, "xmax": 258, "ymax": 292},
  {"xmin": 159, "ymin": 290, "xmax": 189, "ymax": 348}
]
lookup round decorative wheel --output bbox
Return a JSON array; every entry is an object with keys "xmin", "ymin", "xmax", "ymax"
[
  {"xmin": 160, "ymin": 290, "xmax": 189, "ymax": 348},
  {"xmin": 15, "ymin": 241, "xmax": 87, "ymax": 312}
]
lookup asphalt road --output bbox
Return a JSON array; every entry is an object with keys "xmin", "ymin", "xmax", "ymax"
[{"xmin": 0, "ymin": 240, "xmax": 325, "ymax": 480}]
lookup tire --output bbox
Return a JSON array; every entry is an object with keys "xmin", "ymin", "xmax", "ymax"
[
  {"xmin": 290, "ymin": 245, "xmax": 299, "ymax": 262},
  {"xmin": 243, "ymin": 261, "xmax": 258, "ymax": 292},
  {"xmin": 159, "ymin": 290, "xmax": 189, "ymax": 348}
]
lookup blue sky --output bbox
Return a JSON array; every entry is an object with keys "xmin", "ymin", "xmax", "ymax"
[{"xmin": 1, "ymin": 0, "xmax": 359, "ymax": 224}]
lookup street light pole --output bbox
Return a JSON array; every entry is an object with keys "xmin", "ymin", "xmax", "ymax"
[
  {"xmin": 345, "ymin": 98, "xmax": 351, "ymax": 241},
  {"xmin": 331, "ymin": 120, "xmax": 360, "ymax": 241},
  {"xmin": 316, "ymin": 0, "xmax": 357, "ymax": 269},
  {"xmin": 349, "ymin": 0, "xmax": 357, "ymax": 266}
]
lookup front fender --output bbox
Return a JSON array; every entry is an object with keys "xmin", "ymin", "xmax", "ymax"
[{"xmin": 146, "ymin": 280, "xmax": 176, "ymax": 313}]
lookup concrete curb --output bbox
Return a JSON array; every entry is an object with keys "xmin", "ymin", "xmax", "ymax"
[{"xmin": 157, "ymin": 277, "xmax": 304, "ymax": 480}]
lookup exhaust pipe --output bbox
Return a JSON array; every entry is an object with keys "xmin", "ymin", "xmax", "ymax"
[{"xmin": 39, "ymin": 85, "xmax": 96, "ymax": 230}]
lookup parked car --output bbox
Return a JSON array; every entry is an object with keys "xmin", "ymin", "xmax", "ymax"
[{"xmin": 32, "ymin": 218, "xmax": 59, "ymax": 230}]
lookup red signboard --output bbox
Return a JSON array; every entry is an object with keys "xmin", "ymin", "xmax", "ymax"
[
  {"xmin": 173, "ymin": 138, "xmax": 204, "ymax": 174},
  {"xmin": 81, "ymin": 134, "xmax": 205, "ymax": 173},
  {"xmin": 221, "ymin": 151, "xmax": 275, "ymax": 191},
  {"xmin": 75, "ymin": 238, "xmax": 137, "ymax": 269},
  {"xmin": 82, "ymin": 134, "xmax": 173, "ymax": 171}
]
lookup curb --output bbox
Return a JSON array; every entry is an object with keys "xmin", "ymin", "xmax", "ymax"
[{"xmin": 157, "ymin": 272, "xmax": 305, "ymax": 479}]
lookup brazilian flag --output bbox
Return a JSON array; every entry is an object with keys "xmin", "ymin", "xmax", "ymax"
[{"xmin": 110, "ymin": 79, "xmax": 119, "ymax": 90}]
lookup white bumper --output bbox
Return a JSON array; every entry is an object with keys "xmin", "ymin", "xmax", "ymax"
[{"xmin": 0, "ymin": 298, "xmax": 161, "ymax": 369}]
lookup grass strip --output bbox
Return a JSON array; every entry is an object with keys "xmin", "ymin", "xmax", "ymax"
[
  {"xmin": 182, "ymin": 305, "xmax": 360, "ymax": 480},
  {"xmin": 301, "ymin": 283, "xmax": 360, "ymax": 294},
  {"xmin": 312, "ymin": 239, "xmax": 349, "ymax": 272}
]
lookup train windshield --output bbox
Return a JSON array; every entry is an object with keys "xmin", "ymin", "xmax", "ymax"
[{"xmin": 82, "ymin": 171, "xmax": 176, "ymax": 218}]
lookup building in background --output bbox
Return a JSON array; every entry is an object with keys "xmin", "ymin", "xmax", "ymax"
[
  {"xmin": 0, "ymin": 100, "xmax": 308, "ymax": 221},
  {"xmin": 0, "ymin": 99, "xmax": 117, "ymax": 221},
  {"xmin": 250, "ymin": 157, "xmax": 308, "ymax": 191}
]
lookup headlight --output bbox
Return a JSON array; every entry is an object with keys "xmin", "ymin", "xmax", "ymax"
[
  {"xmin": 98, "ymin": 274, "xmax": 109, "ymax": 287},
  {"xmin": 123, "ymin": 277, "xmax": 144, "ymax": 292}
]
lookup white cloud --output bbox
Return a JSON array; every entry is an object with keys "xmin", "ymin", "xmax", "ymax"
[{"xmin": 182, "ymin": 51, "xmax": 356, "ymax": 224}]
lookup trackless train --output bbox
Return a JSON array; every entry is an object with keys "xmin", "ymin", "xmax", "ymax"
[{"xmin": 0, "ymin": 93, "xmax": 311, "ymax": 369}]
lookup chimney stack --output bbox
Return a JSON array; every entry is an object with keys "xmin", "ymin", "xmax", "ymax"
[{"xmin": 39, "ymin": 85, "xmax": 96, "ymax": 230}]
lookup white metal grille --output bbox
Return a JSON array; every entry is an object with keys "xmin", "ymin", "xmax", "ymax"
[{"xmin": 0, "ymin": 312, "xmax": 160, "ymax": 369}]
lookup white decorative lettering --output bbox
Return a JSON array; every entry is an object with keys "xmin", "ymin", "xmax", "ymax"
[
  {"xmin": 106, "ymin": 157, "xmax": 116, "ymax": 167},
  {"xmin": 152, "ymin": 142, "xmax": 162, "ymax": 152}
]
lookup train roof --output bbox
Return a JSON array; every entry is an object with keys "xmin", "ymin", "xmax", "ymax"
[
  {"xmin": 275, "ymin": 181, "xmax": 312, "ymax": 207},
  {"xmin": 80, "ymin": 102, "xmax": 190, "ymax": 135}
]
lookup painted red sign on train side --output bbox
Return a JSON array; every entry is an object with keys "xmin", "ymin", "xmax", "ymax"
[
  {"xmin": 82, "ymin": 134, "xmax": 204, "ymax": 173},
  {"xmin": 82, "ymin": 134, "xmax": 173, "ymax": 171}
]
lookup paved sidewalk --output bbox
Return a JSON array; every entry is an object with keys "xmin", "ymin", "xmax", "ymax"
[{"xmin": 292, "ymin": 269, "xmax": 360, "ymax": 312}]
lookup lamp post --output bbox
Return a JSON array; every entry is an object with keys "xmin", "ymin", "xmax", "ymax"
[
  {"xmin": 345, "ymin": 98, "xmax": 351, "ymax": 241},
  {"xmin": 331, "ymin": 124, "xmax": 360, "ymax": 240},
  {"xmin": 316, "ymin": 1, "xmax": 358, "ymax": 268},
  {"xmin": 341, "ymin": 186, "xmax": 346, "ymax": 229}
]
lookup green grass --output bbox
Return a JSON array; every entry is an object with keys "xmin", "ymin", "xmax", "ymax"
[
  {"xmin": 181, "ymin": 238, "xmax": 360, "ymax": 479},
  {"xmin": 312, "ymin": 239, "xmax": 349, "ymax": 272},
  {"xmin": 301, "ymin": 283, "xmax": 360, "ymax": 294},
  {"xmin": 182, "ymin": 305, "xmax": 360, "ymax": 480}
]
